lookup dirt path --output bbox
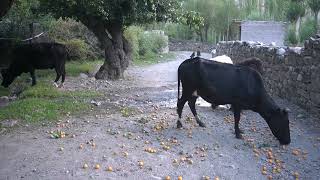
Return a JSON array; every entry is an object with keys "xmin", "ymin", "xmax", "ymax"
[{"xmin": 0, "ymin": 51, "xmax": 319, "ymax": 180}]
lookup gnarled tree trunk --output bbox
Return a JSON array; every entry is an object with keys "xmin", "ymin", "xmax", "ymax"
[{"xmin": 82, "ymin": 18, "xmax": 131, "ymax": 80}]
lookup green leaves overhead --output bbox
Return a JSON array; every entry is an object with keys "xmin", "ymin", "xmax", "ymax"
[{"xmin": 39, "ymin": 0, "xmax": 180, "ymax": 25}]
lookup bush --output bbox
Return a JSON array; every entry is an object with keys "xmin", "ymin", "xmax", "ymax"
[
  {"xmin": 286, "ymin": 24, "xmax": 298, "ymax": 46},
  {"xmin": 124, "ymin": 26, "xmax": 168, "ymax": 62},
  {"xmin": 63, "ymin": 39, "xmax": 90, "ymax": 60},
  {"xmin": 124, "ymin": 26, "xmax": 143, "ymax": 61},
  {"xmin": 299, "ymin": 18, "xmax": 317, "ymax": 43},
  {"xmin": 48, "ymin": 18, "xmax": 101, "ymax": 60}
]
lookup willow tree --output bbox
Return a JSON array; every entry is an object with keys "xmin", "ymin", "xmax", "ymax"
[
  {"xmin": 307, "ymin": 0, "xmax": 320, "ymax": 31},
  {"xmin": 40, "ymin": 0, "xmax": 180, "ymax": 80}
]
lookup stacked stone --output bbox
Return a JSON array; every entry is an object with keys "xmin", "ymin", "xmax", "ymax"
[{"xmin": 216, "ymin": 36, "xmax": 320, "ymax": 116}]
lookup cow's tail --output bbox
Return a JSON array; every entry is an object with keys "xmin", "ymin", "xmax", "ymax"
[{"xmin": 177, "ymin": 67, "xmax": 181, "ymax": 100}]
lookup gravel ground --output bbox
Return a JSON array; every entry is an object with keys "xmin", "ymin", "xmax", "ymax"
[{"xmin": 0, "ymin": 51, "xmax": 319, "ymax": 180}]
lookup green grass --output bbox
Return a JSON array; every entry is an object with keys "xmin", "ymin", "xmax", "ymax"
[
  {"xmin": 66, "ymin": 60, "xmax": 103, "ymax": 76},
  {"xmin": 0, "ymin": 86, "xmax": 10, "ymax": 97},
  {"xmin": 0, "ymin": 98, "xmax": 89, "ymax": 123},
  {"xmin": 133, "ymin": 52, "xmax": 176, "ymax": 66},
  {"xmin": 20, "ymin": 82, "xmax": 101, "ymax": 99},
  {"xmin": 0, "ymin": 60, "xmax": 103, "ymax": 124}
]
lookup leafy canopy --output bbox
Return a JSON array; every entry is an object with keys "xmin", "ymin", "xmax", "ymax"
[{"xmin": 39, "ymin": 0, "xmax": 181, "ymax": 25}]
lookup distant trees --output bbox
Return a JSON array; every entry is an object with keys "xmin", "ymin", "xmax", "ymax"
[{"xmin": 307, "ymin": 0, "xmax": 320, "ymax": 31}]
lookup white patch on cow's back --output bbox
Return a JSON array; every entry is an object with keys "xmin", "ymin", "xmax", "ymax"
[
  {"xmin": 210, "ymin": 55, "xmax": 233, "ymax": 64},
  {"xmin": 192, "ymin": 90, "xmax": 198, "ymax": 97}
]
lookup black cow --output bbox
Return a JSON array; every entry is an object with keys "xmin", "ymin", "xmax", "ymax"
[
  {"xmin": 1, "ymin": 42, "xmax": 68, "ymax": 87},
  {"xmin": 177, "ymin": 57, "xmax": 290, "ymax": 145}
]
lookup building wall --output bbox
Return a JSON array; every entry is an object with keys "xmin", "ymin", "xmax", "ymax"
[{"xmin": 241, "ymin": 21, "xmax": 287, "ymax": 46}]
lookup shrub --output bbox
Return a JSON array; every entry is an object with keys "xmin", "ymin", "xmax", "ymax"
[
  {"xmin": 299, "ymin": 18, "xmax": 317, "ymax": 43},
  {"xmin": 124, "ymin": 26, "xmax": 168, "ymax": 62},
  {"xmin": 48, "ymin": 18, "xmax": 101, "ymax": 60},
  {"xmin": 124, "ymin": 26, "xmax": 143, "ymax": 61},
  {"xmin": 285, "ymin": 24, "xmax": 298, "ymax": 46},
  {"xmin": 63, "ymin": 39, "xmax": 90, "ymax": 60}
]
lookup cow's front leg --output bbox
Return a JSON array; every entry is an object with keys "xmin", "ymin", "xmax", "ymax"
[
  {"xmin": 233, "ymin": 107, "xmax": 243, "ymax": 139},
  {"xmin": 188, "ymin": 96, "xmax": 206, "ymax": 127},
  {"xmin": 30, "ymin": 70, "xmax": 36, "ymax": 86}
]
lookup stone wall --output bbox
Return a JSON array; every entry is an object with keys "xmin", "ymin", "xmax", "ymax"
[
  {"xmin": 169, "ymin": 39, "xmax": 214, "ymax": 53},
  {"xmin": 216, "ymin": 36, "xmax": 320, "ymax": 116}
]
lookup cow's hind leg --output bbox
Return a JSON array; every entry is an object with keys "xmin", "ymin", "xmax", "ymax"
[
  {"xmin": 188, "ymin": 96, "xmax": 206, "ymax": 127},
  {"xmin": 233, "ymin": 106, "xmax": 243, "ymax": 139},
  {"xmin": 54, "ymin": 68, "xmax": 61, "ymax": 83},
  {"xmin": 177, "ymin": 95, "xmax": 188, "ymax": 128},
  {"xmin": 59, "ymin": 65, "xmax": 66, "ymax": 88}
]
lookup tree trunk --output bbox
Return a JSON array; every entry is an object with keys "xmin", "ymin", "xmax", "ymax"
[
  {"xmin": 204, "ymin": 26, "xmax": 209, "ymax": 42},
  {"xmin": 82, "ymin": 19, "xmax": 131, "ymax": 80},
  {"xmin": 0, "ymin": 0, "xmax": 14, "ymax": 19},
  {"xmin": 315, "ymin": 11, "xmax": 319, "ymax": 32}
]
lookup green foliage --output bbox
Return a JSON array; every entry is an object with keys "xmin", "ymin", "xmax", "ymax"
[
  {"xmin": 286, "ymin": 1, "xmax": 306, "ymax": 22},
  {"xmin": 0, "ymin": 0, "xmax": 53, "ymax": 39},
  {"xmin": 39, "ymin": 0, "xmax": 180, "ymax": 26},
  {"xmin": 64, "ymin": 39, "xmax": 90, "ymax": 60},
  {"xmin": 247, "ymin": 10, "xmax": 272, "ymax": 20},
  {"xmin": 48, "ymin": 18, "xmax": 100, "ymax": 60},
  {"xmin": 307, "ymin": 0, "xmax": 320, "ymax": 13},
  {"xmin": 139, "ymin": 32, "xmax": 167, "ymax": 55},
  {"xmin": 124, "ymin": 26, "xmax": 144, "ymax": 61},
  {"xmin": 286, "ymin": 24, "xmax": 298, "ymax": 45},
  {"xmin": 299, "ymin": 18, "xmax": 317, "ymax": 42},
  {"xmin": 124, "ymin": 26, "xmax": 168, "ymax": 63}
]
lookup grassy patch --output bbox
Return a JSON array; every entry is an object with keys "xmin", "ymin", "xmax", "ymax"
[
  {"xmin": 20, "ymin": 82, "xmax": 101, "ymax": 99},
  {"xmin": 0, "ymin": 86, "xmax": 10, "ymax": 97},
  {"xmin": 0, "ymin": 82, "xmax": 100, "ymax": 123},
  {"xmin": 0, "ymin": 98, "xmax": 89, "ymax": 123},
  {"xmin": 66, "ymin": 60, "xmax": 103, "ymax": 76},
  {"xmin": 0, "ymin": 60, "xmax": 103, "ymax": 124},
  {"xmin": 133, "ymin": 52, "xmax": 176, "ymax": 66}
]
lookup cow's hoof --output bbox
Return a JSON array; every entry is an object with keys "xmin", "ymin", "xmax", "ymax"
[
  {"xmin": 197, "ymin": 121, "xmax": 206, "ymax": 128},
  {"xmin": 235, "ymin": 133, "xmax": 243, "ymax": 139},
  {"xmin": 239, "ymin": 129, "xmax": 244, "ymax": 134},
  {"xmin": 53, "ymin": 82, "xmax": 59, "ymax": 88},
  {"xmin": 177, "ymin": 121, "xmax": 183, "ymax": 129}
]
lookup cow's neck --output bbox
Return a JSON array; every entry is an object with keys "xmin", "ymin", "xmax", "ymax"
[{"xmin": 257, "ymin": 94, "xmax": 278, "ymax": 122}]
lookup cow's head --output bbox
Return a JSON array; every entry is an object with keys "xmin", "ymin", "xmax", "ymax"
[
  {"xmin": 267, "ymin": 108, "xmax": 291, "ymax": 145},
  {"xmin": 1, "ymin": 69, "xmax": 15, "ymax": 88}
]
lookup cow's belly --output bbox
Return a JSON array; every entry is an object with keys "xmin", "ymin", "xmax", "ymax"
[{"xmin": 198, "ymin": 89, "xmax": 231, "ymax": 105}]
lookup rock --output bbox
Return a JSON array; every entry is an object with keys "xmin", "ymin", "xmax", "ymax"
[
  {"xmin": 297, "ymin": 74, "xmax": 303, "ymax": 81},
  {"xmin": 79, "ymin": 73, "xmax": 89, "ymax": 78},
  {"xmin": 1, "ymin": 119, "xmax": 19, "ymax": 128},
  {"xmin": 297, "ymin": 114, "xmax": 305, "ymax": 118},
  {"xmin": 90, "ymin": 100, "xmax": 101, "ymax": 106},
  {"xmin": 0, "ymin": 96, "xmax": 9, "ymax": 102}
]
